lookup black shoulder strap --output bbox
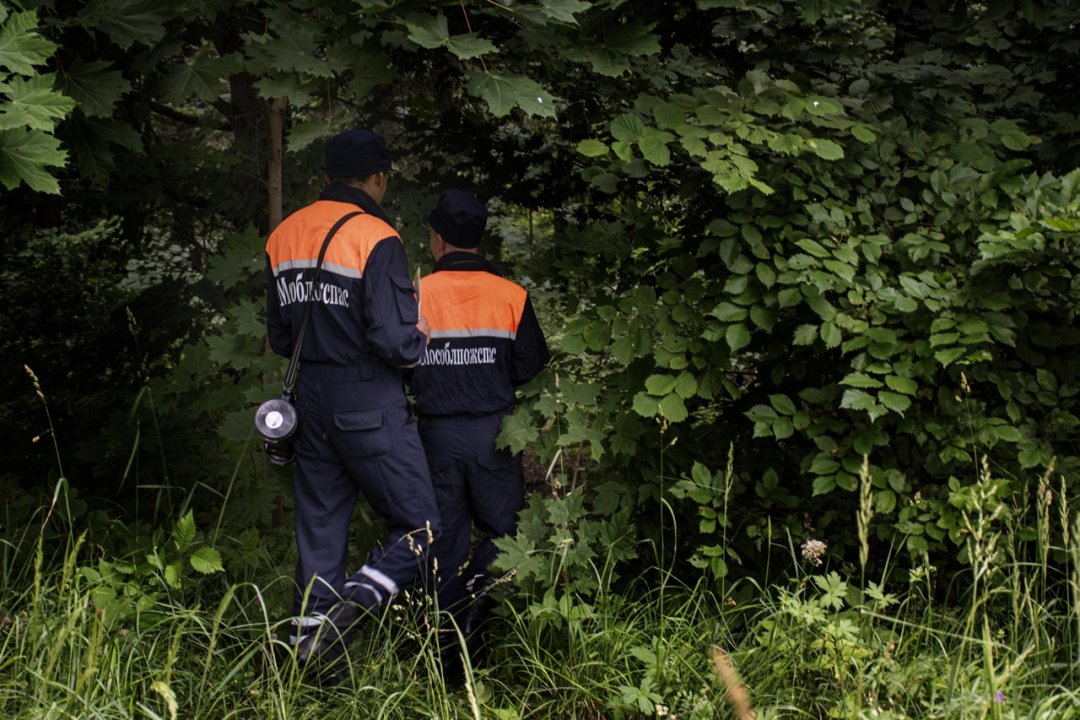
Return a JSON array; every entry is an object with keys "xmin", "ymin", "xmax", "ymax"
[{"xmin": 282, "ymin": 211, "xmax": 363, "ymax": 395}]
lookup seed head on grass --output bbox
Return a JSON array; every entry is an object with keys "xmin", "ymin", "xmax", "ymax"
[
  {"xmin": 1037, "ymin": 457, "xmax": 1056, "ymax": 578},
  {"xmin": 710, "ymin": 646, "xmax": 753, "ymax": 720},
  {"xmin": 857, "ymin": 454, "xmax": 873, "ymax": 575},
  {"xmin": 1060, "ymin": 475, "xmax": 1070, "ymax": 550},
  {"xmin": 1071, "ymin": 513, "xmax": 1080, "ymax": 659},
  {"xmin": 24, "ymin": 364, "xmax": 44, "ymax": 399}
]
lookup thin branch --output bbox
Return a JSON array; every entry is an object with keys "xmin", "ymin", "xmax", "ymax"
[{"xmin": 458, "ymin": 0, "xmax": 489, "ymax": 74}]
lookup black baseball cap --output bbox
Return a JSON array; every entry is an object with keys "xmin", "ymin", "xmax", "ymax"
[
  {"xmin": 325, "ymin": 129, "xmax": 391, "ymax": 178},
  {"xmin": 424, "ymin": 189, "xmax": 487, "ymax": 249}
]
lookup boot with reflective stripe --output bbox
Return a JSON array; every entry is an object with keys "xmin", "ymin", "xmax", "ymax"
[
  {"xmin": 462, "ymin": 573, "xmax": 496, "ymax": 630},
  {"xmin": 295, "ymin": 600, "xmax": 368, "ymax": 672},
  {"xmin": 437, "ymin": 572, "xmax": 496, "ymax": 684}
]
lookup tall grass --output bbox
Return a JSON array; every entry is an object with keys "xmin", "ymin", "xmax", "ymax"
[
  {"xmin": 0, "ymin": 538, "xmax": 472, "ymax": 720},
  {"xmin": 4, "ymin": 495, "xmax": 1079, "ymax": 720},
  {"xmin": 4, "ymin": 371, "xmax": 1078, "ymax": 718}
]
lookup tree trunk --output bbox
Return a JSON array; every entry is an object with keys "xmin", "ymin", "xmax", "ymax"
[{"xmin": 266, "ymin": 97, "xmax": 287, "ymax": 231}]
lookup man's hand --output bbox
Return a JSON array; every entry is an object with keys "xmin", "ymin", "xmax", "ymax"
[{"xmin": 416, "ymin": 315, "xmax": 431, "ymax": 345}]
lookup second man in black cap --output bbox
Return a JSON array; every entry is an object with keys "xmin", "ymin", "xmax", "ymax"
[{"xmin": 409, "ymin": 189, "xmax": 549, "ymax": 678}]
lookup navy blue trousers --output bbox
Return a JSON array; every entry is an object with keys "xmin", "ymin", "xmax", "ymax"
[
  {"xmin": 418, "ymin": 413, "xmax": 524, "ymax": 614},
  {"xmin": 291, "ymin": 362, "xmax": 440, "ymax": 623}
]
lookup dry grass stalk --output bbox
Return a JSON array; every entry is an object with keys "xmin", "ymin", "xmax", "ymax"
[
  {"xmin": 1059, "ymin": 475, "xmax": 1070, "ymax": 551},
  {"xmin": 710, "ymin": 646, "xmax": 754, "ymax": 720},
  {"xmin": 857, "ymin": 454, "xmax": 873, "ymax": 574},
  {"xmin": 1072, "ymin": 513, "xmax": 1080, "ymax": 662},
  {"xmin": 1037, "ymin": 457, "xmax": 1056, "ymax": 578}
]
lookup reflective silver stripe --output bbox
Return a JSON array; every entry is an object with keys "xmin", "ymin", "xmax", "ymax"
[
  {"xmin": 272, "ymin": 259, "xmax": 362, "ymax": 279},
  {"xmin": 346, "ymin": 580, "xmax": 383, "ymax": 604},
  {"xmin": 360, "ymin": 565, "xmax": 399, "ymax": 596},
  {"xmin": 430, "ymin": 328, "xmax": 516, "ymax": 340},
  {"xmin": 288, "ymin": 614, "xmax": 325, "ymax": 643},
  {"xmin": 323, "ymin": 261, "xmax": 362, "ymax": 279}
]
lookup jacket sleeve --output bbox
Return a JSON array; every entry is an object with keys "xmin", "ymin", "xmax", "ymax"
[
  {"xmin": 265, "ymin": 252, "xmax": 292, "ymax": 357},
  {"xmin": 362, "ymin": 237, "xmax": 427, "ymax": 368},
  {"xmin": 511, "ymin": 294, "xmax": 549, "ymax": 386}
]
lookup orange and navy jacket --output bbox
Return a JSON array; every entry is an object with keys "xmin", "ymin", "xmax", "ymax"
[
  {"xmin": 410, "ymin": 252, "xmax": 549, "ymax": 416},
  {"xmin": 264, "ymin": 183, "xmax": 425, "ymax": 369}
]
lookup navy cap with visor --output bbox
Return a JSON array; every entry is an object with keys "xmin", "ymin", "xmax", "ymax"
[
  {"xmin": 325, "ymin": 129, "xmax": 391, "ymax": 178},
  {"xmin": 424, "ymin": 190, "xmax": 487, "ymax": 249}
]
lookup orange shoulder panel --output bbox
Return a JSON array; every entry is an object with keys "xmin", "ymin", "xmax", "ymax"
[
  {"xmin": 420, "ymin": 271, "xmax": 527, "ymax": 337},
  {"xmin": 266, "ymin": 200, "xmax": 399, "ymax": 277}
]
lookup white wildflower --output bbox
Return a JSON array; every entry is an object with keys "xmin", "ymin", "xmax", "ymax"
[{"xmin": 800, "ymin": 539, "xmax": 827, "ymax": 566}]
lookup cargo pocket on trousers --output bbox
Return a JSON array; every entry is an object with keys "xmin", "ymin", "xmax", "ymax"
[
  {"xmin": 390, "ymin": 274, "xmax": 419, "ymax": 325},
  {"xmin": 477, "ymin": 449, "xmax": 518, "ymax": 473},
  {"xmin": 333, "ymin": 409, "xmax": 391, "ymax": 458},
  {"xmin": 475, "ymin": 451, "xmax": 523, "ymax": 535}
]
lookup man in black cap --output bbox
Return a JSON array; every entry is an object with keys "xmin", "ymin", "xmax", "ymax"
[
  {"xmin": 264, "ymin": 128, "xmax": 440, "ymax": 678},
  {"xmin": 409, "ymin": 189, "xmax": 549, "ymax": 677}
]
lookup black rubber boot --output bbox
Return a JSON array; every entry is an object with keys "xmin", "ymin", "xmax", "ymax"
[
  {"xmin": 458, "ymin": 573, "xmax": 496, "ymax": 668},
  {"xmin": 436, "ymin": 626, "xmax": 465, "ymax": 685},
  {"xmin": 461, "ymin": 574, "xmax": 496, "ymax": 635},
  {"xmin": 294, "ymin": 600, "xmax": 368, "ymax": 681}
]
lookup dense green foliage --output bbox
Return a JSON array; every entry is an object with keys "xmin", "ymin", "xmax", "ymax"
[{"xmin": 2, "ymin": 0, "xmax": 1080, "ymax": 715}]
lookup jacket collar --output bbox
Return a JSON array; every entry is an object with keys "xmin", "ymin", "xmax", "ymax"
[
  {"xmin": 319, "ymin": 182, "xmax": 395, "ymax": 228},
  {"xmin": 433, "ymin": 251, "xmax": 500, "ymax": 275}
]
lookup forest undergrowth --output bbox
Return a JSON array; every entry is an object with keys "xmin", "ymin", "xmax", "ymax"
[{"xmin": 2, "ymin": 450, "xmax": 1078, "ymax": 720}]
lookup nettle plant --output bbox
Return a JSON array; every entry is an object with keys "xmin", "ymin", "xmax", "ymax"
[{"xmin": 78, "ymin": 510, "xmax": 225, "ymax": 628}]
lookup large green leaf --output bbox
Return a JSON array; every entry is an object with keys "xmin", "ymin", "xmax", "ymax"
[
  {"xmin": 267, "ymin": 27, "xmax": 330, "ymax": 77},
  {"xmin": 80, "ymin": 0, "xmax": 170, "ymax": 50},
  {"xmin": 160, "ymin": 52, "xmax": 239, "ymax": 104},
  {"xmin": 0, "ymin": 127, "xmax": 67, "ymax": 193},
  {"xmin": 841, "ymin": 373, "xmax": 883, "ymax": 389},
  {"xmin": 611, "ymin": 113, "xmax": 644, "ymax": 142},
  {"xmin": 806, "ymin": 137, "xmax": 844, "ymax": 160},
  {"xmin": 345, "ymin": 52, "xmax": 398, "ymax": 99},
  {"xmin": 632, "ymin": 391, "xmax": 658, "ymax": 417},
  {"xmin": 539, "ymin": 0, "xmax": 592, "ymax": 25},
  {"xmin": 446, "ymin": 34, "xmax": 498, "ymax": 60},
  {"xmin": 189, "ymin": 546, "xmax": 224, "ymax": 574},
  {"xmin": 61, "ymin": 60, "xmax": 131, "ymax": 118},
  {"xmin": 403, "ymin": 13, "xmax": 497, "ymax": 60},
  {"xmin": 793, "ymin": 324, "xmax": 818, "ymax": 345},
  {"xmin": 465, "ymin": 71, "xmax": 556, "ymax": 118},
  {"xmin": 0, "ymin": 11, "xmax": 56, "ymax": 76},
  {"xmin": 639, "ymin": 129, "xmax": 673, "ymax": 166},
  {"xmin": 577, "ymin": 139, "xmax": 608, "ymax": 157},
  {"xmin": 605, "ymin": 20, "xmax": 661, "ymax": 57},
  {"xmin": 403, "ymin": 13, "xmax": 449, "ymax": 49},
  {"xmin": 725, "ymin": 323, "xmax": 751, "ymax": 352},
  {"xmin": 172, "ymin": 510, "xmax": 196, "ymax": 550},
  {"xmin": 563, "ymin": 20, "xmax": 659, "ymax": 76},
  {"xmin": 563, "ymin": 45, "xmax": 629, "ymax": 77},
  {"xmin": 63, "ymin": 114, "xmax": 143, "ymax": 186},
  {"xmin": 884, "ymin": 375, "xmax": 918, "ymax": 396},
  {"xmin": 287, "ymin": 117, "xmax": 338, "ymax": 153},
  {"xmin": 879, "ymin": 391, "xmax": 912, "ymax": 414},
  {"xmin": 254, "ymin": 73, "xmax": 314, "ymax": 106},
  {"xmin": 0, "ymin": 74, "xmax": 75, "ymax": 131},
  {"xmin": 659, "ymin": 393, "xmax": 688, "ymax": 423},
  {"xmin": 645, "ymin": 374, "xmax": 677, "ymax": 395}
]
